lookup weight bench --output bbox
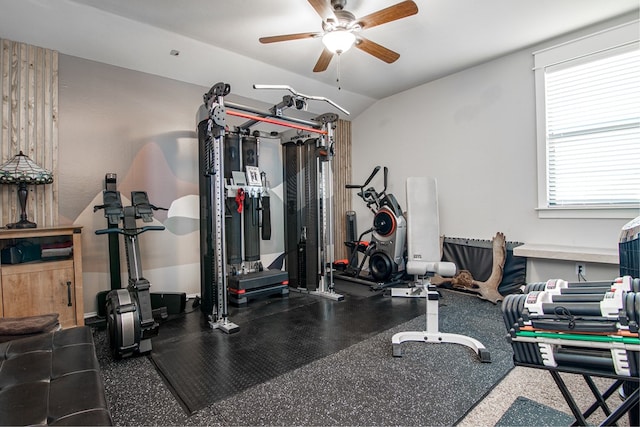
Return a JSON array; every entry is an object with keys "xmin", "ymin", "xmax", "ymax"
[{"xmin": 391, "ymin": 177, "xmax": 490, "ymax": 362}]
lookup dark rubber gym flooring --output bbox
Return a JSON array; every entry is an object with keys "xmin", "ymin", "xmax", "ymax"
[
  {"xmin": 93, "ymin": 281, "xmax": 516, "ymax": 425},
  {"xmin": 151, "ymin": 281, "xmax": 425, "ymax": 414}
]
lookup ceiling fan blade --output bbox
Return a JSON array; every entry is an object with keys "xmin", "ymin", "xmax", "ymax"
[
  {"xmin": 259, "ymin": 32, "xmax": 322, "ymax": 44},
  {"xmin": 355, "ymin": 37, "xmax": 400, "ymax": 64},
  {"xmin": 313, "ymin": 48, "xmax": 334, "ymax": 72},
  {"xmin": 307, "ymin": 0, "xmax": 337, "ymax": 22},
  {"xmin": 357, "ymin": 0, "xmax": 418, "ymax": 30}
]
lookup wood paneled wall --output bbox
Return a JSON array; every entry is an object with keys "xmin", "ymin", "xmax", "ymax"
[
  {"xmin": 0, "ymin": 39, "xmax": 58, "ymax": 228},
  {"xmin": 333, "ymin": 119, "xmax": 352, "ymax": 260}
]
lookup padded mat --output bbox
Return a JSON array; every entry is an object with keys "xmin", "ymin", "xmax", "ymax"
[
  {"xmin": 332, "ymin": 277, "xmax": 385, "ymax": 297},
  {"xmin": 150, "ymin": 291, "xmax": 424, "ymax": 414},
  {"xmin": 496, "ymin": 396, "xmax": 573, "ymax": 426}
]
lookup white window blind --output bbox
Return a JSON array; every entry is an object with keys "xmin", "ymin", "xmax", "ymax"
[
  {"xmin": 533, "ymin": 20, "xmax": 640, "ymax": 217},
  {"xmin": 545, "ymin": 47, "xmax": 640, "ymax": 207}
]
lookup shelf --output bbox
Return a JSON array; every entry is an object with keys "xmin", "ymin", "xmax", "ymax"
[
  {"xmin": 0, "ymin": 225, "xmax": 81, "ymax": 239},
  {"xmin": 513, "ymin": 243, "xmax": 619, "ymax": 264},
  {"xmin": 0, "ymin": 226, "xmax": 84, "ymax": 328}
]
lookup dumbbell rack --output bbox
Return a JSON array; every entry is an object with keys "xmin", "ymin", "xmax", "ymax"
[{"xmin": 502, "ymin": 276, "xmax": 639, "ymax": 426}]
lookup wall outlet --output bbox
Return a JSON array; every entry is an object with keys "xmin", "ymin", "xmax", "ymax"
[{"xmin": 575, "ymin": 263, "xmax": 586, "ymax": 276}]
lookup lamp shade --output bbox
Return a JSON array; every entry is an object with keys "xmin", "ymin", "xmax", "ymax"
[
  {"xmin": 322, "ymin": 30, "xmax": 356, "ymax": 54},
  {"xmin": 0, "ymin": 151, "xmax": 53, "ymax": 185}
]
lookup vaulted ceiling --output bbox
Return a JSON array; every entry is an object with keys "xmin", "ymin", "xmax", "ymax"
[{"xmin": 1, "ymin": 0, "xmax": 638, "ymax": 117}]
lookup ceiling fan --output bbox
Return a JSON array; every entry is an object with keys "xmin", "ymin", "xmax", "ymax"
[{"xmin": 259, "ymin": 0, "xmax": 418, "ymax": 72}]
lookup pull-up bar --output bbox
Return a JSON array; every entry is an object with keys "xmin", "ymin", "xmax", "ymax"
[
  {"xmin": 225, "ymin": 100, "xmax": 322, "ymax": 128},
  {"xmin": 253, "ymin": 84, "xmax": 350, "ymax": 116},
  {"xmin": 226, "ymin": 110, "xmax": 328, "ymax": 135}
]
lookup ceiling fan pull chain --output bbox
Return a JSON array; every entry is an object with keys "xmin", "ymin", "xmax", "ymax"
[{"xmin": 337, "ymin": 54, "xmax": 342, "ymax": 90}]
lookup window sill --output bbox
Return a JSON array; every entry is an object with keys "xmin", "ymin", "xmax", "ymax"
[
  {"xmin": 513, "ymin": 243, "xmax": 619, "ymax": 264},
  {"xmin": 536, "ymin": 206, "xmax": 640, "ymax": 219}
]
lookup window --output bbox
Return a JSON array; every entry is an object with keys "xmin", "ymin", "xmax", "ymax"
[{"xmin": 534, "ymin": 21, "xmax": 640, "ymax": 218}]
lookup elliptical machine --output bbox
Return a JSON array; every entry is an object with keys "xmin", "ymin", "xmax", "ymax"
[
  {"xmin": 94, "ymin": 190, "xmax": 166, "ymax": 358},
  {"xmin": 340, "ymin": 166, "xmax": 407, "ymax": 286}
]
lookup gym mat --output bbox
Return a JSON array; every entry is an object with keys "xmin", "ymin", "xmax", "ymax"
[
  {"xmin": 332, "ymin": 277, "xmax": 385, "ymax": 297},
  {"xmin": 495, "ymin": 396, "xmax": 574, "ymax": 426},
  {"xmin": 150, "ymin": 290, "xmax": 425, "ymax": 414},
  {"xmin": 95, "ymin": 288, "xmax": 515, "ymax": 425}
]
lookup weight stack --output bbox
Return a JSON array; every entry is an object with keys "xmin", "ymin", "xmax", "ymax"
[
  {"xmin": 283, "ymin": 141, "xmax": 301, "ymax": 288},
  {"xmin": 225, "ymin": 198, "xmax": 242, "ymax": 265},
  {"xmin": 224, "ymin": 134, "xmax": 243, "ymax": 265},
  {"xmin": 303, "ymin": 139, "xmax": 319, "ymax": 291},
  {"xmin": 282, "ymin": 138, "xmax": 321, "ymax": 291}
]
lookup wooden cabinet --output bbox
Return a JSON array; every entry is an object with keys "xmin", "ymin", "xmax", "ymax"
[{"xmin": 0, "ymin": 226, "xmax": 84, "ymax": 328}]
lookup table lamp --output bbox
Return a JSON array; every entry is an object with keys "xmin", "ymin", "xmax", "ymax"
[{"xmin": 0, "ymin": 151, "xmax": 54, "ymax": 229}]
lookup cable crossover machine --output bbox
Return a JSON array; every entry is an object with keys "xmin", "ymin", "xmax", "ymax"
[{"xmin": 196, "ymin": 83, "xmax": 346, "ymax": 333}]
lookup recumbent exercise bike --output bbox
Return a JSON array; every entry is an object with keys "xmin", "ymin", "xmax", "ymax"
[
  {"xmin": 342, "ymin": 166, "xmax": 407, "ymax": 285},
  {"xmin": 94, "ymin": 190, "xmax": 166, "ymax": 358}
]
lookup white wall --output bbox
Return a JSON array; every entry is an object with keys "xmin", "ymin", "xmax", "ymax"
[{"xmin": 352, "ymin": 14, "xmax": 638, "ymax": 282}]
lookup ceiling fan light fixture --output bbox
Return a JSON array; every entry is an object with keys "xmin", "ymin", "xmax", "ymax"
[{"xmin": 322, "ymin": 30, "xmax": 356, "ymax": 54}]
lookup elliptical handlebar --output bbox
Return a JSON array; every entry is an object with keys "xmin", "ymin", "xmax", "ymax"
[
  {"xmin": 363, "ymin": 166, "xmax": 381, "ymax": 187},
  {"xmin": 345, "ymin": 166, "xmax": 380, "ymax": 190},
  {"xmin": 382, "ymin": 166, "xmax": 388, "ymax": 194},
  {"xmin": 346, "ymin": 166, "xmax": 386, "ymax": 212}
]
